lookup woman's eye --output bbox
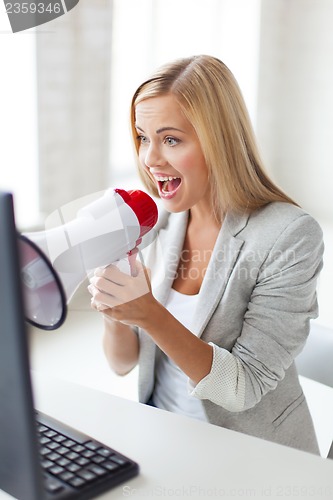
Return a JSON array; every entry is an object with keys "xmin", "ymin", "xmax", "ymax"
[
  {"xmin": 165, "ymin": 137, "xmax": 179, "ymax": 146},
  {"xmin": 137, "ymin": 135, "xmax": 149, "ymax": 144}
]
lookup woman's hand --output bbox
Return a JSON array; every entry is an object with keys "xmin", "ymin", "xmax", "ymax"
[
  {"xmin": 88, "ymin": 260, "xmax": 156, "ymax": 328},
  {"xmin": 89, "ymin": 261, "xmax": 213, "ymax": 385}
]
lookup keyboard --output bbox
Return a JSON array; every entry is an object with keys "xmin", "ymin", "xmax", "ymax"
[{"xmin": 36, "ymin": 411, "xmax": 139, "ymax": 499}]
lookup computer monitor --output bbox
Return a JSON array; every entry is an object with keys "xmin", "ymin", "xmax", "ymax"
[{"xmin": 0, "ymin": 191, "xmax": 44, "ymax": 499}]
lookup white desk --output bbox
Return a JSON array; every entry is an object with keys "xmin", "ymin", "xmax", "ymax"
[{"xmin": 2, "ymin": 372, "xmax": 333, "ymax": 500}]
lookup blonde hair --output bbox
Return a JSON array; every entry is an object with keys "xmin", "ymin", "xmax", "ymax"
[{"xmin": 130, "ymin": 55, "xmax": 297, "ymax": 221}]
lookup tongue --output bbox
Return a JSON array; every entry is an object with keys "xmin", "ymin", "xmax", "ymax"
[{"xmin": 163, "ymin": 178, "xmax": 181, "ymax": 192}]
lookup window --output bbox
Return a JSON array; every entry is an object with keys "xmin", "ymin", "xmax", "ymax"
[{"xmin": 0, "ymin": 16, "xmax": 38, "ymax": 229}]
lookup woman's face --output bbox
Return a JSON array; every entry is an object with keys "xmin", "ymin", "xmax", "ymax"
[{"xmin": 135, "ymin": 94, "xmax": 211, "ymax": 214}]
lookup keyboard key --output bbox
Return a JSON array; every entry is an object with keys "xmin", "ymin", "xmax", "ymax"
[
  {"xmin": 46, "ymin": 441, "xmax": 60, "ymax": 450},
  {"xmin": 49, "ymin": 465, "xmax": 65, "ymax": 476},
  {"xmin": 88, "ymin": 465, "xmax": 107, "ymax": 476},
  {"xmin": 56, "ymin": 446, "xmax": 69, "ymax": 455},
  {"xmin": 45, "ymin": 476, "xmax": 65, "ymax": 494},
  {"xmin": 97, "ymin": 447, "xmax": 113, "ymax": 458},
  {"xmin": 77, "ymin": 469, "xmax": 97, "ymax": 482},
  {"xmin": 41, "ymin": 459, "xmax": 53, "ymax": 470},
  {"xmin": 68, "ymin": 476, "xmax": 86, "ymax": 488},
  {"xmin": 56, "ymin": 457, "xmax": 70, "ymax": 467},
  {"xmin": 75, "ymin": 457, "xmax": 90, "ymax": 467},
  {"xmin": 65, "ymin": 451, "xmax": 80, "ymax": 461},
  {"xmin": 40, "ymin": 446, "xmax": 51, "ymax": 456},
  {"xmin": 110, "ymin": 455, "xmax": 128, "ymax": 466},
  {"xmin": 92, "ymin": 454, "xmax": 105, "ymax": 464},
  {"xmin": 59, "ymin": 471, "xmax": 75, "ymax": 482},
  {"xmin": 85, "ymin": 441, "xmax": 100, "ymax": 451},
  {"xmin": 46, "ymin": 452, "xmax": 61, "ymax": 462},
  {"xmin": 44, "ymin": 430, "xmax": 57, "ymax": 438},
  {"xmin": 53, "ymin": 434, "xmax": 67, "ymax": 443},
  {"xmin": 62, "ymin": 439, "xmax": 76, "ymax": 448},
  {"xmin": 72, "ymin": 444, "xmax": 85, "ymax": 453},
  {"xmin": 103, "ymin": 461, "xmax": 119, "ymax": 471},
  {"xmin": 67, "ymin": 463, "xmax": 81, "ymax": 473},
  {"xmin": 40, "ymin": 436, "xmax": 51, "ymax": 445}
]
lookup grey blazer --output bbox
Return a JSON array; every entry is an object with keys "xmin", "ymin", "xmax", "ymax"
[{"xmin": 137, "ymin": 202, "xmax": 324, "ymax": 453}]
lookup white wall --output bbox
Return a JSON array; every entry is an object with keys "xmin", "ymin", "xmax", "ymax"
[
  {"xmin": 257, "ymin": 0, "xmax": 333, "ymax": 224},
  {"xmin": 257, "ymin": 0, "xmax": 333, "ymax": 328},
  {"xmin": 109, "ymin": 0, "xmax": 261, "ymax": 185}
]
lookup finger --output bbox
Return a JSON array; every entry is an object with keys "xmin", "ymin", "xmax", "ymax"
[
  {"xmin": 89, "ymin": 276, "xmax": 128, "ymax": 302},
  {"xmin": 135, "ymin": 260, "xmax": 152, "ymax": 291},
  {"xmin": 90, "ymin": 297, "xmax": 109, "ymax": 312},
  {"xmin": 90, "ymin": 287, "xmax": 123, "ymax": 309},
  {"xmin": 94, "ymin": 264, "xmax": 130, "ymax": 286}
]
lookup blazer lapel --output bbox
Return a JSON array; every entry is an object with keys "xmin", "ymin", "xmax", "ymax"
[
  {"xmin": 150, "ymin": 209, "xmax": 250, "ymax": 337},
  {"xmin": 193, "ymin": 210, "xmax": 250, "ymax": 337}
]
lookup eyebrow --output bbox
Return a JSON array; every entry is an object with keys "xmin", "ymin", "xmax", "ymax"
[{"xmin": 135, "ymin": 125, "xmax": 185, "ymax": 134}]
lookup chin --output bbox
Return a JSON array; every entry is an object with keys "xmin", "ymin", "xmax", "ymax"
[{"xmin": 160, "ymin": 198, "xmax": 191, "ymax": 214}]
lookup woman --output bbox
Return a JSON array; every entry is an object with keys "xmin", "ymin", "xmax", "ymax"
[{"xmin": 88, "ymin": 55, "xmax": 324, "ymax": 453}]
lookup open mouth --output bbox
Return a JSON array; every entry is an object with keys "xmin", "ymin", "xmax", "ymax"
[{"xmin": 155, "ymin": 176, "xmax": 182, "ymax": 197}]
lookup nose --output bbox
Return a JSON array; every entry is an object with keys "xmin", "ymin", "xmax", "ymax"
[{"xmin": 143, "ymin": 143, "xmax": 166, "ymax": 170}]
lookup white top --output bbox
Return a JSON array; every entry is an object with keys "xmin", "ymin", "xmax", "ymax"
[{"xmin": 152, "ymin": 288, "xmax": 208, "ymax": 421}]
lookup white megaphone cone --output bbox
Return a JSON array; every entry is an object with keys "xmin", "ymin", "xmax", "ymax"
[{"xmin": 18, "ymin": 188, "xmax": 158, "ymax": 330}]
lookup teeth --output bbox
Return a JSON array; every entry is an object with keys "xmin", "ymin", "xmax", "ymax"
[{"xmin": 155, "ymin": 176, "xmax": 179, "ymax": 181}]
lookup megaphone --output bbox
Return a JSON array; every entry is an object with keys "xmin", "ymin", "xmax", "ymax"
[{"xmin": 18, "ymin": 188, "xmax": 158, "ymax": 330}]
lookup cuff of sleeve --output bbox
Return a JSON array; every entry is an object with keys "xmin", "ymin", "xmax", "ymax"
[{"xmin": 188, "ymin": 342, "xmax": 245, "ymax": 412}]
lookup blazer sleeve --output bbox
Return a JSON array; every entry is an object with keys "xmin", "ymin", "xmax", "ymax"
[{"xmin": 190, "ymin": 213, "xmax": 324, "ymax": 411}]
